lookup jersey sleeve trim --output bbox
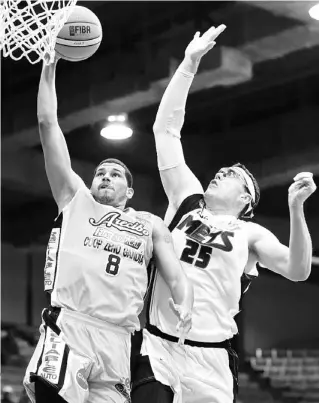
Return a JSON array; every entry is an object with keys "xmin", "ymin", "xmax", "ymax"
[{"xmin": 168, "ymin": 193, "xmax": 203, "ymax": 232}]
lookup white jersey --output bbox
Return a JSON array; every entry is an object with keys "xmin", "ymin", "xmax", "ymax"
[
  {"xmin": 44, "ymin": 186, "xmax": 154, "ymax": 331},
  {"xmin": 147, "ymin": 194, "xmax": 258, "ymax": 343}
]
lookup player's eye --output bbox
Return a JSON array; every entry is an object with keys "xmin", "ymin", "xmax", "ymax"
[{"xmin": 225, "ymin": 170, "xmax": 236, "ymax": 178}]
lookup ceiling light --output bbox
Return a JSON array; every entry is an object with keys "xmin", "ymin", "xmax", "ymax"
[
  {"xmin": 100, "ymin": 123, "xmax": 133, "ymax": 140},
  {"xmin": 101, "ymin": 113, "xmax": 133, "ymax": 140},
  {"xmin": 107, "ymin": 114, "xmax": 127, "ymax": 123},
  {"xmin": 309, "ymin": 4, "xmax": 319, "ymax": 20}
]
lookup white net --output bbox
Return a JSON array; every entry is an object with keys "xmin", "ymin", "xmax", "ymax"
[{"xmin": 0, "ymin": 0, "xmax": 77, "ymax": 65}]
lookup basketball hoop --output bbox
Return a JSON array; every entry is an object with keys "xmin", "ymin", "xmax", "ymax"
[{"xmin": 0, "ymin": 0, "xmax": 77, "ymax": 65}]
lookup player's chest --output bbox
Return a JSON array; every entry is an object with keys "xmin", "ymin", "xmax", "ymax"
[
  {"xmin": 172, "ymin": 211, "xmax": 248, "ymax": 270},
  {"xmin": 63, "ymin": 206, "xmax": 152, "ymax": 264}
]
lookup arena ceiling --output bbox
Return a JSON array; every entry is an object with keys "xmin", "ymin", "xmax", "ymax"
[{"xmin": 2, "ymin": 1, "xmax": 319, "ymax": 282}]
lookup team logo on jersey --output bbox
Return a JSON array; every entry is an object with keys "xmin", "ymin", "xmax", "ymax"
[
  {"xmin": 177, "ymin": 214, "xmax": 234, "ymax": 251},
  {"xmin": 89, "ymin": 212, "xmax": 149, "ymax": 236},
  {"xmin": 76, "ymin": 368, "xmax": 88, "ymax": 390},
  {"xmin": 115, "ymin": 377, "xmax": 131, "ymax": 403}
]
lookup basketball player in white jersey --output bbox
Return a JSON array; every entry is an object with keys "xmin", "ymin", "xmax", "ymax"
[
  {"xmin": 131, "ymin": 25, "xmax": 317, "ymax": 403},
  {"xmin": 23, "ymin": 57, "xmax": 193, "ymax": 403}
]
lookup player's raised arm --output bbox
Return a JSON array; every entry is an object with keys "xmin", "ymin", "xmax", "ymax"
[
  {"xmin": 153, "ymin": 25, "xmax": 226, "ymax": 210},
  {"xmin": 249, "ymin": 174, "xmax": 316, "ymax": 281},
  {"xmin": 37, "ymin": 57, "xmax": 84, "ymax": 212},
  {"xmin": 152, "ymin": 215, "xmax": 194, "ymax": 342}
]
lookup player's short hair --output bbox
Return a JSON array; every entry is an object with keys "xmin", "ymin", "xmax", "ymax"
[
  {"xmin": 232, "ymin": 162, "xmax": 260, "ymax": 218},
  {"xmin": 94, "ymin": 158, "xmax": 133, "ymax": 188}
]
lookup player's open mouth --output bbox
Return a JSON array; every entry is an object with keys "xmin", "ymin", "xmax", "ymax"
[
  {"xmin": 99, "ymin": 184, "xmax": 113, "ymax": 190},
  {"xmin": 210, "ymin": 180, "xmax": 218, "ymax": 187}
]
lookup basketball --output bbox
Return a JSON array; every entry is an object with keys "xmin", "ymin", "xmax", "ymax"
[{"xmin": 55, "ymin": 6, "xmax": 102, "ymax": 62}]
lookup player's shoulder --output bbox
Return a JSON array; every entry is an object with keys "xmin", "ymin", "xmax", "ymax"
[
  {"xmin": 243, "ymin": 220, "xmax": 274, "ymax": 245},
  {"xmin": 149, "ymin": 214, "xmax": 164, "ymax": 226},
  {"xmin": 178, "ymin": 193, "xmax": 204, "ymax": 211},
  {"xmin": 134, "ymin": 210, "xmax": 160, "ymax": 234},
  {"xmin": 62, "ymin": 182, "xmax": 91, "ymax": 209},
  {"xmin": 135, "ymin": 210, "xmax": 156, "ymax": 222},
  {"xmin": 149, "ymin": 214, "xmax": 169, "ymax": 234}
]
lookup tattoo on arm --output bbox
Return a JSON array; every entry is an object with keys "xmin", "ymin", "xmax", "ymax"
[{"xmin": 164, "ymin": 233, "xmax": 173, "ymax": 244}]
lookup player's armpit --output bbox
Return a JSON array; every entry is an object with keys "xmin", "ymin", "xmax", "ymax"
[{"xmin": 159, "ymin": 161, "xmax": 204, "ymax": 210}]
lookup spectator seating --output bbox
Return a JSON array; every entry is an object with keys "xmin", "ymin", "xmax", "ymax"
[{"xmin": 250, "ymin": 348, "xmax": 319, "ymax": 403}]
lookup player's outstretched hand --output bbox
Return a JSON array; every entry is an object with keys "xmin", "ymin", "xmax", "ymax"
[
  {"xmin": 185, "ymin": 24, "xmax": 226, "ymax": 62},
  {"xmin": 169, "ymin": 298, "xmax": 192, "ymax": 346},
  {"xmin": 289, "ymin": 172, "xmax": 316, "ymax": 208},
  {"xmin": 43, "ymin": 51, "xmax": 61, "ymax": 66}
]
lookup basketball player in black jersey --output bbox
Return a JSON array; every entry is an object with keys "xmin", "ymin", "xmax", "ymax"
[
  {"xmin": 23, "ymin": 56, "xmax": 193, "ymax": 403},
  {"xmin": 131, "ymin": 24, "xmax": 317, "ymax": 403}
]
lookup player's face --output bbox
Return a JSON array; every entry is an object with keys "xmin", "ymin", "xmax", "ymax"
[
  {"xmin": 91, "ymin": 163, "xmax": 133, "ymax": 206},
  {"xmin": 205, "ymin": 168, "xmax": 249, "ymax": 209}
]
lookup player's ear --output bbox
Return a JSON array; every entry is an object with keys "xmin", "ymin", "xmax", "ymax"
[
  {"xmin": 240, "ymin": 192, "xmax": 252, "ymax": 205},
  {"xmin": 126, "ymin": 187, "xmax": 134, "ymax": 200}
]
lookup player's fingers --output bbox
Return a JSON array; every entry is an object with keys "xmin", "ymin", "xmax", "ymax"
[
  {"xmin": 168, "ymin": 298, "xmax": 176, "ymax": 311},
  {"xmin": 202, "ymin": 26, "xmax": 215, "ymax": 38},
  {"xmin": 214, "ymin": 24, "xmax": 227, "ymax": 37},
  {"xmin": 204, "ymin": 24, "xmax": 226, "ymax": 41},
  {"xmin": 193, "ymin": 31, "xmax": 200, "ymax": 39},
  {"xmin": 291, "ymin": 178, "xmax": 314, "ymax": 190},
  {"xmin": 168, "ymin": 298, "xmax": 181, "ymax": 316},
  {"xmin": 178, "ymin": 328, "xmax": 186, "ymax": 346},
  {"xmin": 293, "ymin": 172, "xmax": 313, "ymax": 182},
  {"xmin": 288, "ymin": 181, "xmax": 300, "ymax": 192},
  {"xmin": 205, "ymin": 41, "xmax": 216, "ymax": 51},
  {"xmin": 185, "ymin": 313, "xmax": 192, "ymax": 328}
]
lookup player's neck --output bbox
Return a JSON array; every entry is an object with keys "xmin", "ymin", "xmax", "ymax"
[
  {"xmin": 202, "ymin": 199, "xmax": 238, "ymax": 218},
  {"xmin": 93, "ymin": 195, "xmax": 127, "ymax": 211},
  {"xmin": 206, "ymin": 206, "xmax": 237, "ymax": 217},
  {"xmin": 106, "ymin": 201, "xmax": 127, "ymax": 211}
]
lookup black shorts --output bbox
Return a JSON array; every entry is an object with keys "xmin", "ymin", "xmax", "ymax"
[
  {"xmin": 131, "ymin": 353, "xmax": 173, "ymax": 403},
  {"xmin": 34, "ymin": 379, "xmax": 67, "ymax": 403}
]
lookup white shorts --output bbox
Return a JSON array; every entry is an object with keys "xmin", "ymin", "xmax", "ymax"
[
  {"xmin": 141, "ymin": 329, "xmax": 235, "ymax": 403},
  {"xmin": 24, "ymin": 307, "xmax": 131, "ymax": 403}
]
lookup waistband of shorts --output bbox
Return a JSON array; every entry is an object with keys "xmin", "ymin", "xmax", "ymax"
[
  {"xmin": 146, "ymin": 323, "xmax": 232, "ymax": 349},
  {"xmin": 55, "ymin": 307, "xmax": 130, "ymax": 335}
]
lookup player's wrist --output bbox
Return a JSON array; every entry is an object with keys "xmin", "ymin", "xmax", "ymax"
[
  {"xmin": 288, "ymin": 200, "xmax": 305, "ymax": 214},
  {"xmin": 180, "ymin": 56, "xmax": 200, "ymax": 75}
]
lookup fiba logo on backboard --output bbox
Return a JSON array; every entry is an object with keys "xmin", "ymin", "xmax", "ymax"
[{"xmin": 69, "ymin": 26, "xmax": 91, "ymax": 36}]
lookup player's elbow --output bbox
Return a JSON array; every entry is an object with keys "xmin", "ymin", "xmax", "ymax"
[
  {"xmin": 285, "ymin": 265, "xmax": 311, "ymax": 282},
  {"xmin": 38, "ymin": 114, "xmax": 58, "ymax": 127},
  {"xmin": 292, "ymin": 268, "xmax": 311, "ymax": 282},
  {"xmin": 153, "ymin": 121, "xmax": 164, "ymax": 137}
]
